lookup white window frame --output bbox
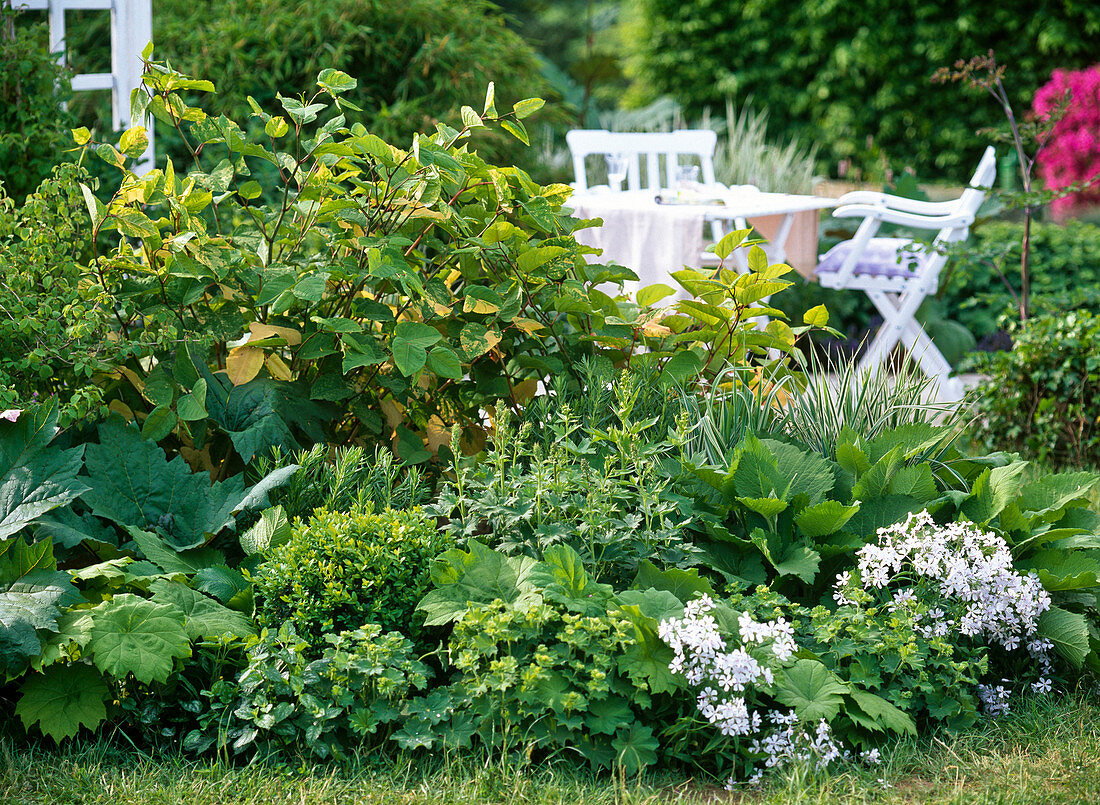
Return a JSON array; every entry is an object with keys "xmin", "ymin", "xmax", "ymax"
[{"xmin": 7, "ymin": 0, "xmax": 154, "ymax": 172}]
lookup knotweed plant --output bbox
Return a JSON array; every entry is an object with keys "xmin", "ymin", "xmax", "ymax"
[{"xmin": 834, "ymin": 510, "xmax": 1055, "ymax": 710}]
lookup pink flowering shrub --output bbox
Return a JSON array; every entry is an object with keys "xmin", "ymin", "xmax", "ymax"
[{"xmin": 1033, "ymin": 65, "xmax": 1100, "ymax": 215}]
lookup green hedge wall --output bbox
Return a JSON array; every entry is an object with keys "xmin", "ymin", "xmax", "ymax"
[{"xmin": 628, "ymin": 0, "xmax": 1100, "ymax": 178}]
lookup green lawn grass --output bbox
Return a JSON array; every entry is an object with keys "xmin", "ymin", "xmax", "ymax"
[{"xmin": 3, "ymin": 690, "xmax": 1097, "ymax": 805}]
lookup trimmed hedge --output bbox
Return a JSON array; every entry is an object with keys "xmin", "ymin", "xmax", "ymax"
[{"xmin": 627, "ymin": 0, "xmax": 1100, "ymax": 178}]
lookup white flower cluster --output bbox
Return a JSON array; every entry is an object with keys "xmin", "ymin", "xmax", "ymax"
[
  {"xmin": 659, "ymin": 595, "xmax": 781, "ymax": 737},
  {"xmin": 661, "ymin": 597, "xmax": 875, "ymax": 784},
  {"xmin": 977, "ymin": 682, "xmax": 1012, "ymax": 716},
  {"xmin": 841, "ymin": 510, "xmax": 1052, "ymax": 664},
  {"xmin": 750, "ymin": 715, "xmax": 848, "ymax": 772}
]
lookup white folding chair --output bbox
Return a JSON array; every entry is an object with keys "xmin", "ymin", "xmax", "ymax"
[
  {"xmin": 565, "ymin": 129, "xmax": 718, "ymax": 192},
  {"xmin": 814, "ymin": 146, "xmax": 997, "ymax": 402}
]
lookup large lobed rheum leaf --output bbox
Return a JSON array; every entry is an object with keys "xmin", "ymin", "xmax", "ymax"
[
  {"xmin": 81, "ymin": 419, "xmax": 297, "ymax": 550},
  {"xmin": 16, "ymin": 663, "xmax": 108, "ymax": 743},
  {"xmin": 0, "ymin": 536, "xmax": 80, "ymax": 678},
  {"xmin": 87, "ymin": 594, "xmax": 191, "ymax": 683},
  {"xmin": 0, "ymin": 405, "xmax": 88, "ymax": 540}
]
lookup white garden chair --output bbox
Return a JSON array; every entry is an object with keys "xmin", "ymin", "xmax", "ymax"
[
  {"xmin": 813, "ymin": 146, "xmax": 997, "ymax": 402},
  {"xmin": 565, "ymin": 129, "xmax": 718, "ymax": 192}
]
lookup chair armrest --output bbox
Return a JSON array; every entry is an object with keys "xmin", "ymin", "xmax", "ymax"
[
  {"xmin": 835, "ymin": 191, "xmax": 961, "ymax": 216},
  {"xmin": 833, "ymin": 204, "xmax": 973, "ymax": 230}
]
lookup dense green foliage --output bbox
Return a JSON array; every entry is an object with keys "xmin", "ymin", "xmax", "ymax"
[
  {"xmin": 251, "ymin": 506, "xmax": 451, "ymax": 647},
  {"xmin": 3, "ymin": 51, "xmax": 1100, "ymax": 791},
  {"xmin": 63, "ymin": 57, "xmax": 801, "ymax": 477},
  {"xmin": 184, "ymin": 624, "xmax": 429, "ymax": 759},
  {"xmin": 9, "ymin": 695, "xmax": 1100, "ymax": 805},
  {"xmin": 146, "ymin": 0, "xmax": 553, "ymax": 171},
  {"xmin": 0, "ymin": 6, "xmax": 75, "ymax": 202},
  {"xmin": 627, "ymin": 0, "xmax": 1100, "ymax": 178},
  {"xmin": 0, "ymin": 165, "xmax": 137, "ymax": 425},
  {"xmin": 943, "ymin": 219, "xmax": 1100, "ymax": 341},
  {"xmin": 971, "ymin": 310, "xmax": 1100, "ymax": 469}
]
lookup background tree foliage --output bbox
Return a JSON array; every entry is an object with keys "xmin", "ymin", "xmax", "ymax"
[
  {"xmin": 0, "ymin": 5, "xmax": 75, "ymax": 202},
  {"xmin": 626, "ymin": 0, "xmax": 1100, "ymax": 178}
]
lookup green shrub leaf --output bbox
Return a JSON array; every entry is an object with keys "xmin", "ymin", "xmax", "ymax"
[
  {"xmin": 87, "ymin": 594, "xmax": 192, "ymax": 683},
  {"xmin": 16, "ymin": 663, "xmax": 108, "ymax": 743}
]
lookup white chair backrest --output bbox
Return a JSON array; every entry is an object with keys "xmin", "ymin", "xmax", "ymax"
[
  {"xmin": 566, "ymin": 129, "xmax": 718, "ymax": 192},
  {"xmin": 940, "ymin": 145, "xmax": 998, "ymax": 244}
]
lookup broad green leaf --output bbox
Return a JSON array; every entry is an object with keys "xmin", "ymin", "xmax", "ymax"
[
  {"xmin": 127, "ymin": 527, "xmax": 224, "ymax": 575},
  {"xmin": 851, "ymin": 446, "xmax": 905, "ymax": 500},
  {"xmin": 1038, "ymin": 606, "xmax": 1090, "ymax": 668},
  {"xmin": 417, "ymin": 541, "xmax": 540, "ymax": 626},
  {"xmin": 736, "ymin": 496, "xmax": 788, "ymax": 518},
  {"xmin": 774, "ymin": 659, "xmax": 849, "ymax": 722},
  {"xmin": 657, "ymin": 349, "xmax": 703, "ymax": 388},
  {"xmin": 770, "ymin": 541, "xmax": 821, "ymax": 583},
  {"xmin": 87, "ymin": 594, "xmax": 192, "ymax": 683},
  {"xmin": 845, "ymin": 495, "xmax": 922, "ymax": 538},
  {"xmin": 637, "ymin": 283, "xmax": 676, "ymax": 307},
  {"xmin": 511, "ymin": 98, "xmax": 545, "ymax": 119},
  {"xmin": 529, "ymin": 544, "xmax": 613, "ymax": 614},
  {"xmin": 732, "ymin": 435, "xmax": 790, "ymax": 501},
  {"xmin": 0, "ymin": 537, "xmax": 79, "ymax": 676},
  {"xmin": 849, "ymin": 690, "xmax": 916, "ymax": 736},
  {"xmin": 114, "ymin": 208, "xmax": 160, "ymax": 240},
  {"xmin": 426, "ymin": 346, "xmax": 464, "ymax": 380},
  {"xmin": 0, "ymin": 405, "xmax": 88, "ymax": 539},
  {"xmin": 617, "ymin": 604, "xmax": 679, "ymax": 695},
  {"xmin": 803, "ymin": 304, "xmax": 829, "ymax": 327},
  {"xmin": 761, "ymin": 439, "xmax": 835, "ymax": 505},
  {"xmin": 193, "ymin": 565, "xmax": 253, "ymax": 612},
  {"xmin": 587, "ymin": 697, "xmax": 632, "ymax": 735},
  {"xmin": 615, "ymin": 588, "xmax": 683, "ymax": 623},
  {"xmin": 1025, "ymin": 550, "xmax": 1100, "ymax": 591},
  {"xmin": 81, "ymin": 419, "xmax": 283, "ymax": 549},
  {"xmin": 239, "ymin": 505, "xmax": 291, "ymax": 555},
  {"xmin": 317, "ymin": 68, "xmax": 357, "ymax": 94},
  {"xmin": 1019, "ymin": 473, "xmax": 1100, "ymax": 515},
  {"xmin": 612, "ymin": 723, "xmax": 658, "ymax": 775},
  {"xmin": 632, "ymin": 561, "xmax": 714, "ymax": 601},
  {"xmin": 141, "ymin": 405, "xmax": 177, "ymax": 442},
  {"xmin": 119, "ymin": 126, "xmax": 149, "ymax": 158},
  {"xmin": 149, "ymin": 579, "xmax": 254, "ymax": 641},
  {"xmin": 16, "ymin": 663, "xmax": 108, "ymax": 742},
  {"xmin": 963, "ymin": 461, "xmax": 1028, "ymax": 524},
  {"xmin": 391, "ymin": 322, "xmax": 442, "ymax": 376},
  {"xmin": 795, "ymin": 500, "xmax": 860, "ymax": 538}
]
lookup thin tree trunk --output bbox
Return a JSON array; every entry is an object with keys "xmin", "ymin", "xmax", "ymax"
[{"xmin": 1020, "ymin": 206, "xmax": 1031, "ymax": 321}]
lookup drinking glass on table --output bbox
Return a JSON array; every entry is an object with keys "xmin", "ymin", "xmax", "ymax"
[
  {"xmin": 605, "ymin": 153, "xmax": 629, "ymax": 191},
  {"xmin": 676, "ymin": 164, "xmax": 700, "ymax": 188}
]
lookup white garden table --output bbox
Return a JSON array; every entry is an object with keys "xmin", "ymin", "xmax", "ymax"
[{"xmin": 566, "ymin": 187, "xmax": 838, "ymax": 298}]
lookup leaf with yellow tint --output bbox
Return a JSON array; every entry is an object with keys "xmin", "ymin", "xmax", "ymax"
[
  {"xmin": 248, "ymin": 322, "xmax": 302, "ymax": 346},
  {"xmin": 265, "ymin": 353, "xmax": 293, "ymax": 381},
  {"xmin": 226, "ymin": 346, "xmax": 265, "ymax": 385},
  {"xmin": 511, "ymin": 378, "xmax": 539, "ymax": 404},
  {"xmin": 512, "ymin": 318, "xmax": 544, "ymax": 334}
]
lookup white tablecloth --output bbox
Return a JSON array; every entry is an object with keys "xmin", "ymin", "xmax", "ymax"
[
  {"xmin": 567, "ymin": 190, "xmax": 707, "ymax": 293},
  {"xmin": 567, "ymin": 189, "xmax": 835, "ymax": 297}
]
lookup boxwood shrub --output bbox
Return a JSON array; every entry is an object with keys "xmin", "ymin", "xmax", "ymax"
[{"xmin": 251, "ymin": 505, "xmax": 453, "ymax": 649}]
